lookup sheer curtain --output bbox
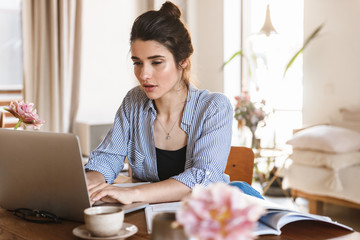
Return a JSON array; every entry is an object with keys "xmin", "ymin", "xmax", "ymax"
[{"xmin": 22, "ymin": 0, "xmax": 82, "ymax": 132}]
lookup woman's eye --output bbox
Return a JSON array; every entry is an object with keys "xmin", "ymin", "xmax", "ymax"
[{"xmin": 133, "ymin": 62, "xmax": 141, "ymax": 66}]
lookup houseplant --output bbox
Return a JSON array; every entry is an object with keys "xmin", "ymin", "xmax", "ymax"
[
  {"xmin": 224, "ymin": 24, "xmax": 323, "ymax": 148},
  {"xmin": 224, "ymin": 24, "xmax": 324, "ymax": 78}
]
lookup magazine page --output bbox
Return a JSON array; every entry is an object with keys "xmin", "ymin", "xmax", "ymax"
[
  {"xmin": 277, "ymin": 211, "xmax": 353, "ymax": 232},
  {"xmin": 253, "ymin": 221, "xmax": 280, "ymax": 236},
  {"xmin": 238, "ymin": 192, "xmax": 293, "ymax": 212},
  {"xmin": 143, "ymin": 192, "xmax": 353, "ymax": 236},
  {"xmin": 257, "ymin": 209, "xmax": 353, "ymax": 236},
  {"xmin": 240, "ymin": 193, "xmax": 353, "ymax": 236}
]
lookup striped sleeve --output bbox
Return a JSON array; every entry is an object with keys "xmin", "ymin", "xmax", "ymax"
[
  {"xmin": 84, "ymin": 93, "xmax": 132, "ymax": 183},
  {"xmin": 172, "ymin": 93, "xmax": 233, "ymax": 188}
]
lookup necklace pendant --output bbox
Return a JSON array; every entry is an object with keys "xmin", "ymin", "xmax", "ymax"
[{"xmin": 166, "ymin": 134, "xmax": 171, "ymax": 140}]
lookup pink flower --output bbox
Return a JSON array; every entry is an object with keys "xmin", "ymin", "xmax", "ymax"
[
  {"xmin": 176, "ymin": 182, "xmax": 265, "ymax": 240},
  {"xmin": 4, "ymin": 100, "xmax": 45, "ymax": 130},
  {"xmin": 234, "ymin": 94, "xmax": 268, "ymax": 132}
]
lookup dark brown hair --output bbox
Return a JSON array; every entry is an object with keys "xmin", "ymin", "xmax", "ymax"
[{"xmin": 130, "ymin": 1, "xmax": 193, "ymax": 86}]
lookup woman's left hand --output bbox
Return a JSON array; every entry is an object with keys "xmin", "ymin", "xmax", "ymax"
[{"xmin": 88, "ymin": 183, "xmax": 137, "ymax": 205}]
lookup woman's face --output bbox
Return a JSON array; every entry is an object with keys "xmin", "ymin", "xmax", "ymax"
[{"xmin": 131, "ymin": 40, "xmax": 185, "ymax": 100}]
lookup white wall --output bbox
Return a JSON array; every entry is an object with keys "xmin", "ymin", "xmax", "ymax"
[
  {"xmin": 77, "ymin": 0, "xmax": 225, "ymax": 124},
  {"xmin": 303, "ymin": 0, "xmax": 360, "ymax": 125},
  {"xmin": 77, "ymin": 0, "xmax": 144, "ymax": 123},
  {"xmin": 187, "ymin": 0, "xmax": 224, "ymax": 92}
]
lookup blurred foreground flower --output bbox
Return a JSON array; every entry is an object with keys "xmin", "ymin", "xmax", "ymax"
[
  {"xmin": 4, "ymin": 100, "xmax": 45, "ymax": 130},
  {"xmin": 176, "ymin": 182, "xmax": 265, "ymax": 240}
]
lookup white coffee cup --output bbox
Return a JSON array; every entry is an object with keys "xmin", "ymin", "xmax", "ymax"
[{"xmin": 84, "ymin": 206, "xmax": 124, "ymax": 237}]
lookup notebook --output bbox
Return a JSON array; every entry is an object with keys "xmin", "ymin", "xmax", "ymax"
[{"xmin": 0, "ymin": 129, "xmax": 148, "ymax": 222}]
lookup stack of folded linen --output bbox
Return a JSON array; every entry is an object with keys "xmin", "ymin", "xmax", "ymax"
[{"xmin": 283, "ymin": 124, "xmax": 360, "ymax": 204}]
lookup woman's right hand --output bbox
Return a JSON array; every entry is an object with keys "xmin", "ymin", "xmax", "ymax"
[
  {"xmin": 88, "ymin": 183, "xmax": 137, "ymax": 205},
  {"xmin": 85, "ymin": 170, "xmax": 106, "ymax": 186}
]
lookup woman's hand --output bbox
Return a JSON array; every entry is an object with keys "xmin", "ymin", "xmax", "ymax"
[
  {"xmin": 88, "ymin": 179, "xmax": 191, "ymax": 206},
  {"xmin": 88, "ymin": 183, "xmax": 138, "ymax": 205},
  {"xmin": 86, "ymin": 171, "xmax": 106, "ymax": 186}
]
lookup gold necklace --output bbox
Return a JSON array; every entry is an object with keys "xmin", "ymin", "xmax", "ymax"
[{"xmin": 156, "ymin": 118, "xmax": 178, "ymax": 140}]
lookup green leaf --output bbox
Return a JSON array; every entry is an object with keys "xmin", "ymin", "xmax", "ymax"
[
  {"xmin": 222, "ymin": 50, "xmax": 244, "ymax": 68},
  {"xmin": 283, "ymin": 23, "xmax": 324, "ymax": 78},
  {"xmin": 223, "ymin": 49, "xmax": 255, "ymax": 78}
]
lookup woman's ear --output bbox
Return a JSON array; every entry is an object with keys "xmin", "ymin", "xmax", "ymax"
[{"xmin": 179, "ymin": 59, "xmax": 188, "ymax": 69}]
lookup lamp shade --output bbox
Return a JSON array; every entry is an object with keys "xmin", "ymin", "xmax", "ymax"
[{"xmin": 259, "ymin": 4, "xmax": 277, "ymax": 36}]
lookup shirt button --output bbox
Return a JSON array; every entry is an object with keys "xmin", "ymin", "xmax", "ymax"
[{"xmin": 206, "ymin": 171, "xmax": 210, "ymax": 175}]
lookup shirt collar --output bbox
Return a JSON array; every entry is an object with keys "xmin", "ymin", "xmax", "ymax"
[
  {"xmin": 181, "ymin": 83, "xmax": 199, "ymax": 128},
  {"xmin": 142, "ymin": 83, "xmax": 199, "ymax": 126},
  {"xmin": 142, "ymin": 91, "xmax": 156, "ymax": 116}
]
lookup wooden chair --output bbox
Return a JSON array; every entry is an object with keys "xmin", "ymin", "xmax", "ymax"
[{"xmin": 225, "ymin": 146, "xmax": 254, "ymax": 185}]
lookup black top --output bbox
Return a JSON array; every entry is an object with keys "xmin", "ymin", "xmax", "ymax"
[{"xmin": 156, "ymin": 145, "xmax": 187, "ymax": 181}]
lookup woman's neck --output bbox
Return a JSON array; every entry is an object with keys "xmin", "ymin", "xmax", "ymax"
[{"xmin": 154, "ymin": 86, "xmax": 187, "ymax": 119}]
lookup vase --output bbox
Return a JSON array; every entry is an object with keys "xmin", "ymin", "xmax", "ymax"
[
  {"xmin": 250, "ymin": 129, "xmax": 261, "ymax": 149},
  {"xmin": 235, "ymin": 126, "xmax": 253, "ymax": 148}
]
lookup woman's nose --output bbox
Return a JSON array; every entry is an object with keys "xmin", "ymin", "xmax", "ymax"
[{"xmin": 140, "ymin": 64, "xmax": 152, "ymax": 80}]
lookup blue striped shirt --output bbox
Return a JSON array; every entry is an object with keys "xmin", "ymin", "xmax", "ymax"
[{"xmin": 85, "ymin": 84, "xmax": 233, "ymax": 189}]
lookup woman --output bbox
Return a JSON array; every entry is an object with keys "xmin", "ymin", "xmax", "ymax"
[{"xmin": 85, "ymin": 1, "xmax": 260, "ymax": 205}]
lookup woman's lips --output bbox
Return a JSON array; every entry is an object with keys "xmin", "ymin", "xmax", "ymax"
[{"xmin": 143, "ymin": 84, "xmax": 157, "ymax": 92}]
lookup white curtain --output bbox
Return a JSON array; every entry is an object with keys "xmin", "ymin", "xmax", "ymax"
[{"xmin": 22, "ymin": 0, "xmax": 82, "ymax": 133}]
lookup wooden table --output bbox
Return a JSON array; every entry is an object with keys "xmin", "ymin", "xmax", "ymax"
[
  {"xmin": 0, "ymin": 207, "xmax": 147, "ymax": 240},
  {"xmin": 0, "ymin": 206, "xmax": 359, "ymax": 240}
]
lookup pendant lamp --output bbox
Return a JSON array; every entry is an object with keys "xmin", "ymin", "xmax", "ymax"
[{"xmin": 259, "ymin": 4, "xmax": 277, "ymax": 36}]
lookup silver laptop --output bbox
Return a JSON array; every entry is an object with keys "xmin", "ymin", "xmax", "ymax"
[{"xmin": 0, "ymin": 129, "xmax": 147, "ymax": 222}]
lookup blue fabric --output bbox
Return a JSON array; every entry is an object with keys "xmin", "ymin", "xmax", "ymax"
[
  {"xmin": 229, "ymin": 181, "xmax": 264, "ymax": 199},
  {"xmin": 85, "ymin": 84, "xmax": 233, "ymax": 188}
]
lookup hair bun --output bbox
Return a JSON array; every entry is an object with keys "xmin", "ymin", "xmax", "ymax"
[{"xmin": 159, "ymin": 1, "xmax": 181, "ymax": 19}]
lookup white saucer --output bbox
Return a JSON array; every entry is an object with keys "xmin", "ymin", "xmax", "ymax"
[{"xmin": 72, "ymin": 222, "xmax": 138, "ymax": 240}]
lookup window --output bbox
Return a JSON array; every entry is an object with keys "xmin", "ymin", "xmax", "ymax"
[
  {"xmin": 224, "ymin": 0, "xmax": 304, "ymax": 148},
  {"xmin": 0, "ymin": 0, "xmax": 22, "ymax": 91},
  {"xmin": 223, "ymin": 0, "xmax": 242, "ymax": 100}
]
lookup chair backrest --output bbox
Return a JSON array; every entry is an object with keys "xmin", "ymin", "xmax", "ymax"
[{"xmin": 225, "ymin": 146, "xmax": 254, "ymax": 185}]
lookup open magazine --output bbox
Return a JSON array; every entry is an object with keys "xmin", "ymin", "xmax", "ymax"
[
  {"xmin": 145, "ymin": 194, "xmax": 353, "ymax": 235},
  {"xmin": 254, "ymin": 204, "xmax": 353, "ymax": 235}
]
